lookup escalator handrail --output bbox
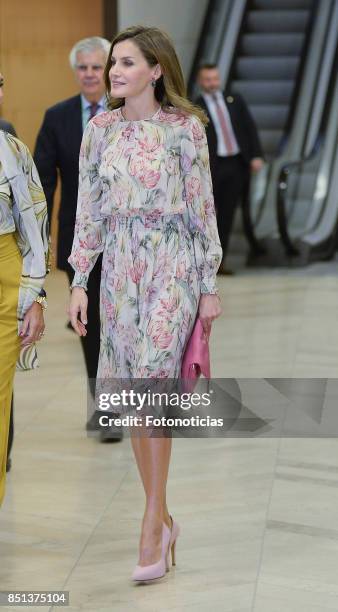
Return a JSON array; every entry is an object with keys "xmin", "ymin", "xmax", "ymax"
[
  {"xmin": 279, "ymin": 147, "xmax": 318, "ymax": 174},
  {"xmin": 277, "ymin": 37, "xmax": 338, "ymax": 254},
  {"xmin": 276, "ymin": 166, "xmax": 301, "ymax": 256},
  {"xmin": 277, "ymin": 138, "xmax": 328, "ymax": 255},
  {"xmin": 222, "ymin": 0, "xmax": 251, "ymax": 93},
  {"xmin": 281, "ymin": 0, "xmax": 319, "ymax": 147},
  {"xmin": 241, "ymin": 178, "xmax": 266, "ymax": 255},
  {"xmin": 218, "ymin": 0, "xmax": 248, "ymax": 91},
  {"xmin": 187, "ymin": 0, "xmax": 215, "ymax": 97}
]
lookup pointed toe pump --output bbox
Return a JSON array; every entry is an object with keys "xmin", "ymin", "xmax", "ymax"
[{"xmin": 131, "ymin": 522, "xmax": 171, "ymax": 582}]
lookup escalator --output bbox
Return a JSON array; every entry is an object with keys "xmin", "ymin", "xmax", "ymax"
[
  {"xmin": 246, "ymin": 0, "xmax": 338, "ymax": 264},
  {"xmin": 230, "ymin": 0, "xmax": 314, "ymax": 161},
  {"xmin": 189, "ymin": 0, "xmax": 314, "ymax": 153},
  {"xmin": 189, "ymin": 0, "xmax": 336, "ymax": 266}
]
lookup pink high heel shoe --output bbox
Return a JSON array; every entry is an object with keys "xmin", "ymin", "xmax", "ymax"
[
  {"xmin": 167, "ymin": 515, "xmax": 180, "ymax": 570},
  {"xmin": 131, "ymin": 522, "xmax": 171, "ymax": 582}
]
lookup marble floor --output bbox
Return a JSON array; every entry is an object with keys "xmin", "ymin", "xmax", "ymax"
[{"xmin": 2, "ymin": 264, "xmax": 338, "ymax": 611}]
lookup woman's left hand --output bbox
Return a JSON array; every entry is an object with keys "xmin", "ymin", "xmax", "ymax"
[
  {"xmin": 198, "ymin": 294, "xmax": 222, "ymax": 335},
  {"xmin": 20, "ymin": 302, "xmax": 45, "ymax": 347}
]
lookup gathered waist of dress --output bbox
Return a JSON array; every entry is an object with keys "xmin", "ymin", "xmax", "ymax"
[{"xmin": 108, "ymin": 212, "xmax": 187, "ymax": 231}]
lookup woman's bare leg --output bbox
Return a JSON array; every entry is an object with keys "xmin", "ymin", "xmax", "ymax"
[{"xmin": 130, "ymin": 431, "xmax": 172, "ymax": 566}]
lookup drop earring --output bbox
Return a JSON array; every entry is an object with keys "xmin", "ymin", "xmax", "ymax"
[{"xmin": 151, "ymin": 79, "xmax": 156, "ymax": 88}]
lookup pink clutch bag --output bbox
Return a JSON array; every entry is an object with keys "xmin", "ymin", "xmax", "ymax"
[{"xmin": 181, "ymin": 318, "xmax": 211, "ymax": 389}]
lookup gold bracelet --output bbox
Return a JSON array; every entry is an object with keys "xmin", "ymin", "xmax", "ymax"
[{"xmin": 35, "ymin": 295, "xmax": 48, "ymax": 310}]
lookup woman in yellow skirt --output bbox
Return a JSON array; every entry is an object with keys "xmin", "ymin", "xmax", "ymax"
[{"xmin": 0, "ymin": 120, "xmax": 49, "ymax": 506}]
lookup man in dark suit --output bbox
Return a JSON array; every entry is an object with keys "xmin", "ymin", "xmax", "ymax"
[
  {"xmin": 196, "ymin": 64, "xmax": 264, "ymax": 274},
  {"xmin": 0, "ymin": 72, "xmax": 16, "ymax": 470},
  {"xmin": 34, "ymin": 37, "xmax": 122, "ymax": 442}
]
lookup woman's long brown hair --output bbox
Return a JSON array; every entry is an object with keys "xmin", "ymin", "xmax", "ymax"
[{"xmin": 104, "ymin": 25, "xmax": 208, "ymax": 125}]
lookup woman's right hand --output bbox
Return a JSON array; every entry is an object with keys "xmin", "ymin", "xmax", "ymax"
[{"xmin": 68, "ymin": 287, "xmax": 88, "ymax": 336}]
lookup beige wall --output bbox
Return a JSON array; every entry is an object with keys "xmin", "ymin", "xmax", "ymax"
[
  {"xmin": 118, "ymin": 0, "xmax": 208, "ymax": 78},
  {"xmin": 0, "ymin": 0, "xmax": 103, "ymax": 150},
  {"xmin": 0, "ymin": 0, "xmax": 103, "ymax": 249}
]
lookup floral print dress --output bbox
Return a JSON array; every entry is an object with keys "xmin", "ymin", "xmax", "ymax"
[{"xmin": 68, "ymin": 106, "xmax": 222, "ymax": 381}]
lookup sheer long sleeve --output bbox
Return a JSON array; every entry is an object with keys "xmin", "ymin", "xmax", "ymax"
[
  {"xmin": 183, "ymin": 115, "xmax": 222, "ymax": 294},
  {"xmin": 24, "ymin": 143, "xmax": 51, "ymax": 280},
  {"xmin": 68, "ymin": 120, "xmax": 106, "ymax": 290},
  {"xmin": 7, "ymin": 135, "xmax": 50, "ymax": 308}
]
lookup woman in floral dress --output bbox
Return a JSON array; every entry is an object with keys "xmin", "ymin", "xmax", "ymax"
[{"xmin": 69, "ymin": 25, "xmax": 222, "ymax": 581}]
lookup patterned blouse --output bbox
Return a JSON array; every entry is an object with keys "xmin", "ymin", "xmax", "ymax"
[
  {"xmin": 69, "ymin": 106, "xmax": 222, "ymax": 294},
  {"xmin": 0, "ymin": 162, "xmax": 15, "ymax": 234},
  {"xmin": 0, "ymin": 131, "xmax": 50, "ymax": 369}
]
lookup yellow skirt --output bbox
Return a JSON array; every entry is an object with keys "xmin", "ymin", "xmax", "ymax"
[{"xmin": 0, "ymin": 232, "xmax": 21, "ymax": 506}]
